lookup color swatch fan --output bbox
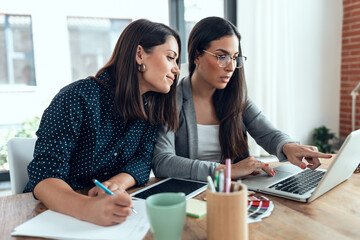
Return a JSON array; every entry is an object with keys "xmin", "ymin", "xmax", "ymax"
[{"xmin": 247, "ymin": 193, "xmax": 274, "ymax": 223}]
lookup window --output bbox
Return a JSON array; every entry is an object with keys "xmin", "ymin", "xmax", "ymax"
[
  {"xmin": 0, "ymin": 14, "xmax": 36, "ymax": 86},
  {"xmin": 170, "ymin": 0, "xmax": 225, "ymax": 63},
  {"xmin": 184, "ymin": 0, "xmax": 224, "ymax": 47},
  {"xmin": 67, "ymin": 17, "xmax": 131, "ymax": 81}
]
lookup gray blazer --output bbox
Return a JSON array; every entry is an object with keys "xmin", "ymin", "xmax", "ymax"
[{"xmin": 152, "ymin": 76, "xmax": 296, "ymax": 181}]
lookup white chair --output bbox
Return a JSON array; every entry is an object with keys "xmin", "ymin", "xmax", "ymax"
[{"xmin": 7, "ymin": 137, "xmax": 37, "ymax": 194}]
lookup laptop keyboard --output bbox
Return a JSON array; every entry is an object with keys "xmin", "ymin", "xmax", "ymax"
[{"xmin": 269, "ymin": 169, "xmax": 326, "ymax": 195}]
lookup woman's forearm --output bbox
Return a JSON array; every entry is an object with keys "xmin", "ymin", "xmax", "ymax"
[{"xmin": 33, "ymin": 178, "xmax": 90, "ymax": 221}]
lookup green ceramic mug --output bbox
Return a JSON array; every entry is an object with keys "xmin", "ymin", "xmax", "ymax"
[{"xmin": 146, "ymin": 192, "xmax": 186, "ymax": 240}]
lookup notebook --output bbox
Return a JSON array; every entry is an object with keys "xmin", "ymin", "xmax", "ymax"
[
  {"xmin": 241, "ymin": 129, "xmax": 360, "ymax": 202},
  {"xmin": 11, "ymin": 200, "xmax": 149, "ymax": 240}
]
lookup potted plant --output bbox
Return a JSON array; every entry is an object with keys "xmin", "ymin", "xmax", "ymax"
[{"xmin": 313, "ymin": 126, "xmax": 337, "ymax": 153}]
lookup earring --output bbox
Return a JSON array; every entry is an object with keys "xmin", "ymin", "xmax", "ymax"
[{"xmin": 138, "ymin": 63, "xmax": 146, "ymax": 73}]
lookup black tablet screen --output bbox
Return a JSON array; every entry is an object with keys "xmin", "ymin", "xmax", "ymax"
[{"xmin": 132, "ymin": 179, "xmax": 207, "ymax": 199}]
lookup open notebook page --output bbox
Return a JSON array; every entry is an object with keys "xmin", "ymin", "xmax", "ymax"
[{"xmin": 11, "ymin": 200, "xmax": 149, "ymax": 240}]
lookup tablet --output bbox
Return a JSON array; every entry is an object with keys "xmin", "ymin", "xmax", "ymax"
[{"xmin": 130, "ymin": 178, "xmax": 207, "ymax": 200}]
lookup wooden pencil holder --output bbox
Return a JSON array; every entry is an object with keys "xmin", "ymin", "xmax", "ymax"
[{"xmin": 206, "ymin": 182, "xmax": 248, "ymax": 240}]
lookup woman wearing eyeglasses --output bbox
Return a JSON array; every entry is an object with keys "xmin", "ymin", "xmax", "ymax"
[{"xmin": 152, "ymin": 16, "xmax": 331, "ymax": 181}]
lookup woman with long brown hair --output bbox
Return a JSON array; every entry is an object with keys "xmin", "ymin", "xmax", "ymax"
[
  {"xmin": 24, "ymin": 19, "xmax": 181, "ymax": 226},
  {"xmin": 152, "ymin": 16, "xmax": 330, "ymax": 181}
]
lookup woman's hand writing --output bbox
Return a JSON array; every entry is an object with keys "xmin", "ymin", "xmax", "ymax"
[{"xmin": 81, "ymin": 192, "xmax": 133, "ymax": 226}]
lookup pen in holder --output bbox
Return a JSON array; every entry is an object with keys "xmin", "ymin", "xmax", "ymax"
[{"xmin": 206, "ymin": 181, "xmax": 248, "ymax": 240}]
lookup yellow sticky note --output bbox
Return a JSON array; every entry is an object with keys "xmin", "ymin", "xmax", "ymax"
[{"xmin": 186, "ymin": 198, "xmax": 207, "ymax": 218}]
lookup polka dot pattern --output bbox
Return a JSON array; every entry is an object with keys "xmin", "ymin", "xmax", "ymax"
[{"xmin": 24, "ymin": 71, "xmax": 157, "ymax": 192}]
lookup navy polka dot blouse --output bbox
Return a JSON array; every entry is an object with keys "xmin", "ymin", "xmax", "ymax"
[{"xmin": 24, "ymin": 71, "xmax": 157, "ymax": 193}]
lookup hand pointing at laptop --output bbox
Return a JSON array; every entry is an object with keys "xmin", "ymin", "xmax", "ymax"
[
  {"xmin": 282, "ymin": 143, "xmax": 332, "ymax": 170},
  {"xmin": 214, "ymin": 143, "xmax": 332, "ymax": 180}
]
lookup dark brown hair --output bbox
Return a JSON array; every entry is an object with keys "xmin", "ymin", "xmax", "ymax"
[
  {"xmin": 188, "ymin": 17, "xmax": 248, "ymax": 162},
  {"xmin": 94, "ymin": 19, "xmax": 180, "ymax": 131}
]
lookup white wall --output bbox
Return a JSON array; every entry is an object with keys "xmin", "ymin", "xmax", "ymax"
[
  {"xmin": 1, "ymin": 0, "xmax": 343, "ymax": 147},
  {"xmin": 0, "ymin": 0, "xmax": 169, "ymax": 126},
  {"xmin": 238, "ymin": 0, "xmax": 342, "ymax": 150}
]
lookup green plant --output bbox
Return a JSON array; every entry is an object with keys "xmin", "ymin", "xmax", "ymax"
[
  {"xmin": 13, "ymin": 117, "xmax": 41, "ymax": 138},
  {"xmin": 313, "ymin": 126, "xmax": 337, "ymax": 154},
  {"xmin": 0, "ymin": 117, "xmax": 40, "ymax": 169}
]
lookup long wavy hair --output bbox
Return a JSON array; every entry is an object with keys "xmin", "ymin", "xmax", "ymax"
[
  {"xmin": 93, "ymin": 19, "xmax": 180, "ymax": 131},
  {"xmin": 188, "ymin": 17, "xmax": 248, "ymax": 162}
]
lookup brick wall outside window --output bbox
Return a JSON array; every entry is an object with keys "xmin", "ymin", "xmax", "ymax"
[{"xmin": 341, "ymin": 0, "xmax": 360, "ymax": 137}]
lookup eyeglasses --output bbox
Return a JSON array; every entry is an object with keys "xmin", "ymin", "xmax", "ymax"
[{"xmin": 203, "ymin": 50, "xmax": 247, "ymax": 69}]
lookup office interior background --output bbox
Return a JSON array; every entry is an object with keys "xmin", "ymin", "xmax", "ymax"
[{"xmin": 0, "ymin": 0, "xmax": 358, "ymax": 172}]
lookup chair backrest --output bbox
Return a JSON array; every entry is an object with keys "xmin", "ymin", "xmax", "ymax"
[{"xmin": 7, "ymin": 137, "xmax": 37, "ymax": 194}]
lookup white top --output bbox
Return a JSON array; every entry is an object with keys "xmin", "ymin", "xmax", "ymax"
[{"xmin": 197, "ymin": 124, "xmax": 221, "ymax": 162}]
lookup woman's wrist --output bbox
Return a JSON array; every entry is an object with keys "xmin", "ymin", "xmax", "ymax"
[
  {"xmin": 282, "ymin": 142, "xmax": 297, "ymax": 157},
  {"xmin": 76, "ymin": 194, "xmax": 93, "ymax": 221},
  {"xmin": 108, "ymin": 173, "xmax": 136, "ymax": 190}
]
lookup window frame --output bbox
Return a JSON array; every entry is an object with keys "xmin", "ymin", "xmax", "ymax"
[
  {"xmin": 169, "ymin": 0, "xmax": 237, "ymax": 63},
  {"xmin": 0, "ymin": 14, "xmax": 36, "ymax": 89},
  {"xmin": 66, "ymin": 16, "xmax": 132, "ymax": 82}
]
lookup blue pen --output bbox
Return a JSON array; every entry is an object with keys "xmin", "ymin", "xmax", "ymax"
[{"xmin": 92, "ymin": 179, "xmax": 137, "ymax": 214}]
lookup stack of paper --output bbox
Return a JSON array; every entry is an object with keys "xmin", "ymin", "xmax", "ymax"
[{"xmin": 186, "ymin": 198, "xmax": 207, "ymax": 218}]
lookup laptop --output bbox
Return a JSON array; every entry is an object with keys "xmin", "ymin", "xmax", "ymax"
[{"xmin": 241, "ymin": 129, "xmax": 360, "ymax": 202}]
